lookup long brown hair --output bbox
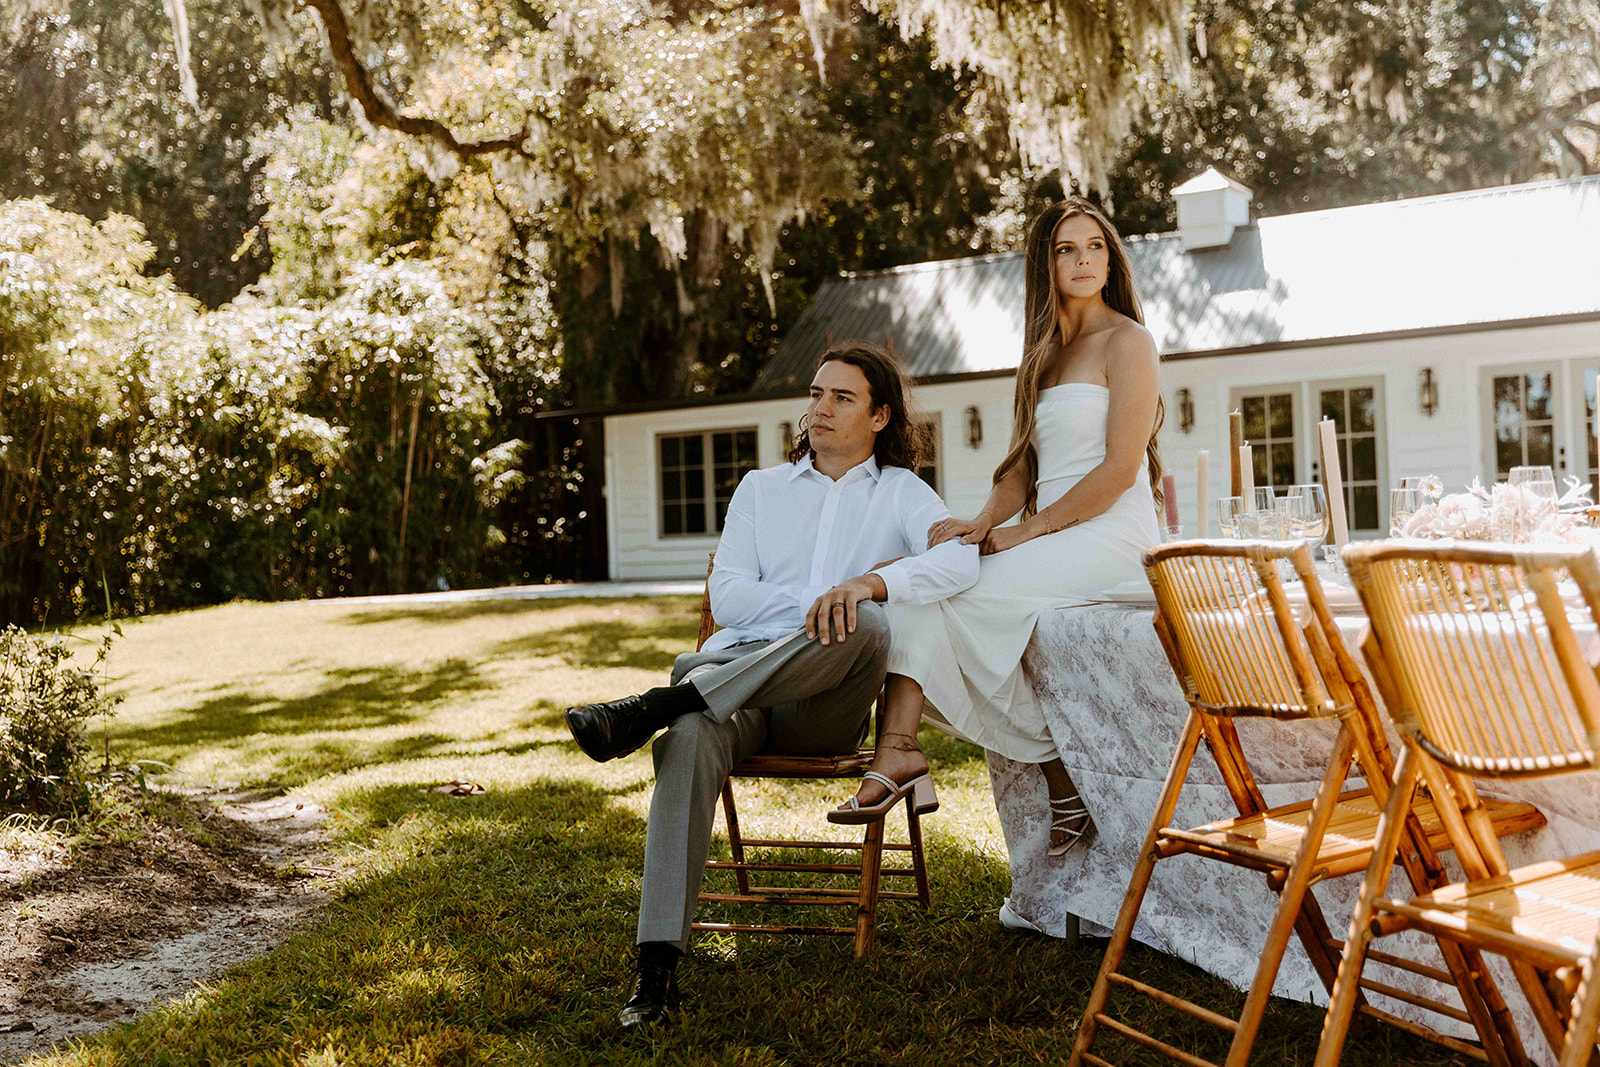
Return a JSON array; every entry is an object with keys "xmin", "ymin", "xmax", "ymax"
[
  {"xmin": 787, "ymin": 340, "xmax": 924, "ymax": 471},
  {"xmin": 994, "ymin": 197, "xmax": 1165, "ymax": 514}
]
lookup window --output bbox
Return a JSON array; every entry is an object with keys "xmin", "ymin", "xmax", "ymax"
[
  {"xmin": 913, "ymin": 416, "xmax": 941, "ymax": 494},
  {"xmin": 1486, "ymin": 367, "xmax": 1558, "ymax": 478},
  {"xmin": 658, "ymin": 428, "xmax": 758, "ymax": 537},
  {"xmin": 1316, "ymin": 381, "xmax": 1384, "ymax": 533},
  {"xmin": 1233, "ymin": 387, "xmax": 1298, "ymax": 491}
]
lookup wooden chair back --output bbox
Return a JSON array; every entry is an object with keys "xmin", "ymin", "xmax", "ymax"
[
  {"xmin": 696, "ymin": 553, "xmax": 717, "ymax": 651},
  {"xmin": 1143, "ymin": 538, "xmax": 1340, "ymax": 720},
  {"xmin": 1343, "ymin": 539, "xmax": 1600, "ymax": 778}
]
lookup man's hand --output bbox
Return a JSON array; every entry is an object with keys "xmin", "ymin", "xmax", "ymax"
[
  {"xmin": 806, "ymin": 574, "xmax": 887, "ymax": 645},
  {"xmin": 980, "ymin": 524, "xmax": 1029, "ymax": 556}
]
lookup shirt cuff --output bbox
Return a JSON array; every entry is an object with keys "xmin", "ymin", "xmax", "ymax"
[{"xmin": 873, "ymin": 560, "xmax": 912, "ymax": 605}]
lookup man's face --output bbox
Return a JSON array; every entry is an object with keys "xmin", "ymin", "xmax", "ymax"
[{"xmin": 806, "ymin": 359, "xmax": 888, "ymax": 463}]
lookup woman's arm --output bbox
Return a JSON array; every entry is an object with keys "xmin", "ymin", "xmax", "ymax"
[
  {"xmin": 927, "ymin": 445, "xmax": 1031, "ymax": 546},
  {"xmin": 986, "ymin": 325, "xmax": 1160, "ymax": 553}
]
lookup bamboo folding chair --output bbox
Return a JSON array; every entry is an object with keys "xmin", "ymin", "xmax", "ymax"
[
  {"xmin": 686, "ymin": 555, "xmax": 931, "ymax": 958},
  {"xmin": 1069, "ymin": 540, "xmax": 1544, "ymax": 1067},
  {"xmin": 1317, "ymin": 541, "xmax": 1600, "ymax": 1066}
]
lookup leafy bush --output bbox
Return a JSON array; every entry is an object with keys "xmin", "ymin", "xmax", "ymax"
[{"xmin": 0, "ymin": 626, "xmax": 119, "ymax": 809}]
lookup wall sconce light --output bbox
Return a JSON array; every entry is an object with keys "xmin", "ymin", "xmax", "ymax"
[
  {"xmin": 965, "ymin": 406, "xmax": 983, "ymax": 449},
  {"xmin": 777, "ymin": 421, "xmax": 793, "ymax": 456},
  {"xmin": 1176, "ymin": 388, "xmax": 1195, "ymax": 433},
  {"xmin": 1419, "ymin": 368, "xmax": 1438, "ymax": 416}
]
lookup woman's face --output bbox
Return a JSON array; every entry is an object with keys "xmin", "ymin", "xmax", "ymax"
[{"xmin": 1051, "ymin": 213, "xmax": 1111, "ymax": 302}]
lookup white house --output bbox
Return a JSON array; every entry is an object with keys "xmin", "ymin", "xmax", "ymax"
[{"xmin": 591, "ymin": 170, "xmax": 1600, "ymax": 580}]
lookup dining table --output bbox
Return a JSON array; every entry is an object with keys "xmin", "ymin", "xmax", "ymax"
[{"xmin": 979, "ymin": 579, "xmax": 1600, "ymax": 1063}]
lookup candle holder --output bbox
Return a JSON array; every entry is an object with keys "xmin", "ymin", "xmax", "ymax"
[{"xmin": 1164, "ymin": 524, "xmax": 1185, "ymax": 542}]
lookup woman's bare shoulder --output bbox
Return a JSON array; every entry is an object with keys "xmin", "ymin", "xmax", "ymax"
[{"xmin": 1104, "ymin": 318, "xmax": 1157, "ymax": 367}]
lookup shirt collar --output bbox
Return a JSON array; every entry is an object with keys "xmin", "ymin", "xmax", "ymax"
[{"xmin": 787, "ymin": 453, "xmax": 882, "ymax": 484}]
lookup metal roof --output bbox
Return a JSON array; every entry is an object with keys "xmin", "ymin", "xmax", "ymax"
[{"xmin": 753, "ymin": 174, "xmax": 1600, "ymax": 393}]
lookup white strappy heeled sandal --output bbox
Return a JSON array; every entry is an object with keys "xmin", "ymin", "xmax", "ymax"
[
  {"xmin": 827, "ymin": 770, "xmax": 939, "ymax": 825},
  {"xmin": 1048, "ymin": 793, "xmax": 1093, "ymax": 856}
]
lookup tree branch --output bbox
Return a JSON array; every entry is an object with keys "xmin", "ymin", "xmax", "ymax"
[{"xmin": 303, "ymin": 0, "xmax": 531, "ymax": 158}]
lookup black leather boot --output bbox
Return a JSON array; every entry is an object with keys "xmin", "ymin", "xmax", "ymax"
[
  {"xmin": 564, "ymin": 686, "xmax": 706, "ymax": 762},
  {"xmin": 618, "ymin": 949, "xmax": 680, "ymax": 1031}
]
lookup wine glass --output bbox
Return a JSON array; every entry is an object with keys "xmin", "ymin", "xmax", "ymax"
[
  {"xmin": 1509, "ymin": 465, "xmax": 1559, "ymax": 540},
  {"xmin": 1247, "ymin": 487, "xmax": 1282, "ymax": 538},
  {"xmin": 1283, "ymin": 485, "xmax": 1328, "ymax": 548},
  {"xmin": 1216, "ymin": 496, "xmax": 1245, "ymax": 538},
  {"xmin": 1391, "ymin": 487, "xmax": 1422, "ymax": 536}
]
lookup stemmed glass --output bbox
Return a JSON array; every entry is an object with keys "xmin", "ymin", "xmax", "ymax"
[
  {"xmin": 1508, "ymin": 465, "xmax": 1559, "ymax": 540},
  {"xmin": 1239, "ymin": 488, "xmax": 1281, "ymax": 538},
  {"xmin": 1281, "ymin": 485, "xmax": 1328, "ymax": 549},
  {"xmin": 1216, "ymin": 496, "xmax": 1246, "ymax": 539},
  {"xmin": 1390, "ymin": 487, "xmax": 1422, "ymax": 536}
]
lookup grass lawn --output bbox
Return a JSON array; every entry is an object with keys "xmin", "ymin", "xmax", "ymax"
[{"xmin": 21, "ymin": 593, "xmax": 1471, "ymax": 1065}]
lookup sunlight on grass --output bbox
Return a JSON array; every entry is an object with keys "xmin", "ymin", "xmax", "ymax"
[{"xmin": 23, "ymin": 594, "xmax": 1470, "ymax": 1066}]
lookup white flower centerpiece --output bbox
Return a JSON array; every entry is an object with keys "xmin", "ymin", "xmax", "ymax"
[{"xmin": 1398, "ymin": 476, "xmax": 1595, "ymax": 546}]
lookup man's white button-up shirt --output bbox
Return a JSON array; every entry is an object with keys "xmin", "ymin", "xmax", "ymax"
[{"xmin": 703, "ymin": 454, "xmax": 981, "ymax": 651}]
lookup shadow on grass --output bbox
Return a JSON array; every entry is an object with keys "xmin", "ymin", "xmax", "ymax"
[
  {"xmin": 494, "ymin": 617, "xmax": 698, "ymax": 672},
  {"xmin": 114, "ymin": 659, "xmax": 489, "ymax": 750},
  {"xmin": 339, "ymin": 596, "xmax": 699, "ymax": 627}
]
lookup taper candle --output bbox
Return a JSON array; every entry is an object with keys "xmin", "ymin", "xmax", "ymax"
[
  {"xmin": 1229, "ymin": 410, "xmax": 1243, "ymax": 497},
  {"xmin": 1196, "ymin": 450, "xmax": 1210, "ymax": 536},
  {"xmin": 1319, "ymin": 417, "xmax": 1350, "ymax": 546},
  {"xmin": 1162, "ymin": 473, "xmax": 1179, "ymax": 530},
  {"xmin": 1240, "ymin": 444, "xmax": 1254, "ymax": 506}
]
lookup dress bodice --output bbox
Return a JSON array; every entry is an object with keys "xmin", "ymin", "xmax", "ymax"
[{"xmin": 1031, "ymin": 383, "xmax": 1158, "ymax": 522}]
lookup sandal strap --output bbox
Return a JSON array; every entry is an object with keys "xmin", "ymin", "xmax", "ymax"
[{"xmin": 861, "ymin": 770, "xmax": 901, "ymax": 792}]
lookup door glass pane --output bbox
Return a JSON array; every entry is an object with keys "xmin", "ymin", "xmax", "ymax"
[
  {"xmin": 1270, "ymin": 444, "xmax": 1294, "ymax": 488},
  {"xmin": 1321, "ymin": 390, "xmax": 1343, "ymax": 426},
  {"xmin": 1242, "ymin": 396, "xmax": 1266, "ymax": 439},
  {"xmin": 1318, "ymin": 383, "xmax": 1382, "ymax": 534},
  {"xmin": 1238, "ymin": 390, "xmax": 1294, "ymax": 490},
  {"xmin": 1350, "ymin": 388, "xmax": 1375, "ymax": 433},
  {"xmin": 1496, "ymin": 427, "xmax": 1523, "ymax": 473},
  {"xmin": 1527, "ymin": 424, "xmax": 1554, "ymax": 467},
  {"xmin": 1525, "ymin": 373, "xmax": 1552, "ymax": 420},
  {"xmin": 1352, "ymin": 485, "xmax": 1379, "ymax": 531},
  {"xmin": 1350, "ymin": 436, "xmax": 1377, "ymax": 481}
]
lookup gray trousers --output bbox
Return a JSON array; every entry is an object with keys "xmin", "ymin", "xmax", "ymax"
[{"xmin": 636, "ymin": 601, "xmax": 890, "ymax": 948}]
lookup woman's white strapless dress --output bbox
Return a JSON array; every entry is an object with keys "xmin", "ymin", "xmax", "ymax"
[{"xmin": 885, "ymin": 383, "xmax": 1162, "ymax": 763}]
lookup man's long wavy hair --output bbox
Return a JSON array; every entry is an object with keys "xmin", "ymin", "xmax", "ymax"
[
  {"xmin": 995, "ymin": 197, "xmax": 1165, "ymax": 515},
  {"xmin": 787, "ymin": 340, "xmax": 924, "ymax": 471}
]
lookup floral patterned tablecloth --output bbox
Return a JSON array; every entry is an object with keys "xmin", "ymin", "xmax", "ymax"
[{"xmin": 985, "ymin": 602, "xmax": 1600, "ymax": 1062}]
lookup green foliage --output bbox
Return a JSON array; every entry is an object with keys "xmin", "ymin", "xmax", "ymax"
[
  {"xmin": 0, "ymin": 626, "xmax": 119, "ymax": 810},
  {"xmin": 0, "ymin": 198, "xmax": 510, "ymax": 624},
  {"xmin": 0, "ymin": 0, "xmax": 339, "ymax": 306}
]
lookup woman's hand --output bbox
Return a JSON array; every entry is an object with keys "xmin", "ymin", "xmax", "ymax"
[
  {"xmin": 979, "ymin": 524, "xmax": 1028, "ymax": 556},
  {"xmin": 928, "ymin": 513, "xmax": 993, "ymax": 548}
]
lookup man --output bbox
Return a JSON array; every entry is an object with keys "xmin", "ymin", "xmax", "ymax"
[{"xmin": 564, "ymin": 340, "xmax": 980, "ymax": 1030}]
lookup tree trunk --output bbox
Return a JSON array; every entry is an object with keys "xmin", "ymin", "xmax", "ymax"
[{"xmin": 396, "ymin": 390, "xmax": 422, "ymax": 593}]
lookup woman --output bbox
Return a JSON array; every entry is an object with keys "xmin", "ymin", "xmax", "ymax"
[{"xmin": 829, "ymin": 197, "xmax": 1164, "ymax": 856}]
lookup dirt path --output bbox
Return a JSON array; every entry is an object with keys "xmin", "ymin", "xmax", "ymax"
[{"xmin": 0, "ymin": 792, "xmax": 334, "ymax": 1063}]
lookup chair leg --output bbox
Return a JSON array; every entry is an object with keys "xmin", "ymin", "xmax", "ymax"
[
  {"xmin": 1315, "ymin": 743, "xmax": 1423, "ymax": 1067},
  {"xmin": 854, "ymin": 818, "xmax": 886, "ymax": 958},
  {"xmin": 906, "ymin": 802, "xmax": 931, "ymax": 908},
  {"xmin": 1557, "ymin": 954, "xmax": 1600, "ymax": 1067},
  {"xmin": 720, "ymin": 780, "xmax": 748, "ymax": 896},
  {"xmin": 1068, "ymin": 709, "xmax": 1206, "ymax": 1067},
  {"xmin": 1226, "ymin": 725, "xmax": 1357, "ymax": 1066}
]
